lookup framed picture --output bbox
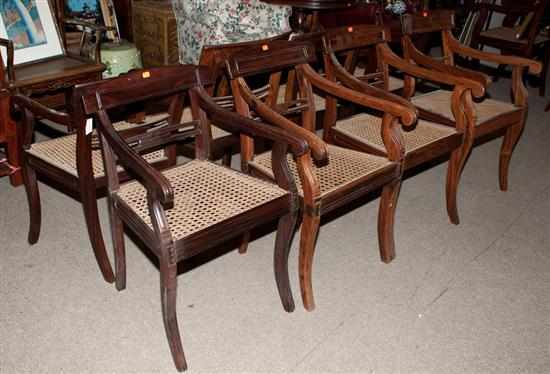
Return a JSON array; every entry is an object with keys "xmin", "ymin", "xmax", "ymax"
[
  {"xmin": 98, "ymin": 0, "xmax": 119, "ymax": 41},
  {"xmin": 0, "ymin": 0, "xmax": 64, "ymax": 65},
  {"xmin": 64, "ymin": 0, "xmax": 102, "ymax": 24}
]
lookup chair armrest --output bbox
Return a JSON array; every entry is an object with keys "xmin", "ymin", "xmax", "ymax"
[
  {"xmin": 234, "ymin": 77, "xmax": 329, "ymax": 163},
  {"xmin": 402, "ymin": 36, "xmax": 491, "ymax": 89},
  {"xmin": 191, "ymin": 87, "xmax": 309, "ymax": 158},
  {"xmin": 96, "ymin": 109, "xmax": 174, "ymax": 206},
  {"xmin": 445, "ymin": 31, "xmax": 542, "ymax": 75},
  {"xmin": 12, "ymin": 94, "xmax": 72, "ymax": 127},
  {"xmin": 377, "ymin": 43, "xmax": 487, "ymax": 98},
  {"xmin": 300, "ymin": 63, "xmax": 418, "ymax": 127},
  {"xmin": 323, "ymin": 52, "xmax": 418, "ymax": 126}
]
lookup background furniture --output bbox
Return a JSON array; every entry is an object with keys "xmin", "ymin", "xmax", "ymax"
[
  {"xmin": 261, "ymin": 0, "xmax": 359, "ymax": 32},
  {"xmin": 132, "ymin": 0, "xmax": 179, "ymax": 67},
  {"xmin": 471, "ymin": 0, "xmax": 550, "ymax": 96},
  {"xmin": 100, "ymin": 40, "xmax": 143, "ymax": 78},
  {"xmin": 0, "ymin": 15, "xmax": 105, "ymax": 186},
  {"xmin": 89, "ymin": 65, "xmax": 303, "ymax": 371}
]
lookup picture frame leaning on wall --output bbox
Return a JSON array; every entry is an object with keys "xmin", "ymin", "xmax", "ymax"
[
  {"xmin": 0, "ymin": 0, "xmax": 64, "ymax": 65},
  {"xmin": 98, "ymin": 0, "xmax": 120, "ymax": 41}
]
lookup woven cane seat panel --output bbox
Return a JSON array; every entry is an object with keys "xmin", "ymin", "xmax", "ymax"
[
  {"xmin": 250, "ymin": 144, "xmax": 392, "ymax": 198},
  {"xmin": 181, "ymin": 107, "xmax": 230, "ymax": 139},
  {"xmin": 335, "ymin": 113, "xmax": 457, "ymax": 153},
  {"xmin": 411, "ymin": 90, "xmax": 519, "ymax": 125},
  {"xmin": 480, "ymin": 27, "xmax": 550, "ymax": 45},
  {"xmin": 116, "ymin": 160, "xmax": 288, "ymax": 240},
  {"xmin": 28, "ymin": 118, "xmax": 167, "ymax": 178},
  {"xmin": 278, "ymin": 83, "xmax": 326, "ymax": 111}
]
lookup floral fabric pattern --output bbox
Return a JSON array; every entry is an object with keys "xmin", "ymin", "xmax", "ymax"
[{"xmin": 171, "ymin": 0, "xmax": 292, "ymax": 64}]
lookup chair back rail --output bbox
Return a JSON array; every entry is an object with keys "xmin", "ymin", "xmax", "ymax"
[
  {"xmin": 324, "ymin": 24, "xmax": 389, "ymax": 53},
  {"xmin": 79, "ymin": 65, "xmax": 212, "ymax": 115},
  {"xmin": 225, "ymin": 42, "xmax": 317, "ymax": 79}
]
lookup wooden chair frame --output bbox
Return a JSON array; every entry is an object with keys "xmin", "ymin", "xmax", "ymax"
[
  {"xmin": 227, "ymin": 40, "xmax": 418, "ymax": 311},
  {"xmin": 82, "ymin": 65, "xmax": 306, "ymax": 371},
  {"xmin": 320, "ymin": 24, "xmax": 486, "ymax": 225},
  {"xmin": 11, "ymin": 75, "xmax": 181, "ymax": 285},
  {"xmin": 400, "ymin": 10, "xmax": 541, "ymax": 192}
]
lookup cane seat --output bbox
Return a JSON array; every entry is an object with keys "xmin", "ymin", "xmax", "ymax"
[
  {"xmin": 250, "ymin": 144, "xmax": 395, "ymax": 198},
  {"xmin": 334, "ymin": 113, "xmax": 458, "ymax": 153},
  {"xmin": 117, "ymin": 160, "xmax": 288, "ymax": 241},
  {"xmin": 411, "ymin": 90, "xmax": 520, "ymax": 125}
]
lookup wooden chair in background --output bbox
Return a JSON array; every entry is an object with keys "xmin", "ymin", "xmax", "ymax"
[
  {"xmin": 84, "ymin": 65, "xmax": 305, "ymax": 371},
  {"xmin": 227, "ymin": 41, "xmax": 417, "ymax": 311},
  {"xmin": 400, "ymin": 10, "xmax": 541, "ymax": 195},
  {"xmin": 471, "ymin": 0, "xmax": 550, "ymax": 96}
]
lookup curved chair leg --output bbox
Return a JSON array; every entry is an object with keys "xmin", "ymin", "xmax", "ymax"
[
  {"xmin": 77, "ymin": 132, "xmax": 114, "ymax": 283},
  {"xmin": 377, "ymin": 180, "xmax": 401, "ymax": 264},
  {"xmin": 160, "ymin": 262, "xmax": 187, "ymax": 372},
  {"xmin": 80, "ymin": 186, "xmax": 115, "ymax": 283},
  {"xmin": 446, "ymin": 150, "xmax": 462, "ymax": 225},
  {"xmin": 238, "ymin": 232, "xmax": 250, "ymax": 254},
  {"xmin": 499, "ymin": 123, "xmax": 523, "ymax": 191},
  {"xmin": 273, "ymin": 211, "xmax": 298, "ymax": 312},
  {"xmin": 109, "ymin": 207, "xmax": 126, "ymax": 291},
  {"xmin": 22, "ymin": 163, "xmax": 41, "ymax": 244},
  {"xmin": 446, "ymin": 136, "xmax": 473, "ymax": 225},
  {"xmin": 299, "ymin": 212, "xmax": 320, "ymax": 312}
]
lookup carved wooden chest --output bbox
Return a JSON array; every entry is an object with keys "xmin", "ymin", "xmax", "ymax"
[{"xmin": 132, "ymin": 1, "xmax": 179, "ymax": 67}]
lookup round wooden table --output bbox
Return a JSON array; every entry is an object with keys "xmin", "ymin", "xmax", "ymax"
[{"xmin": 261, "ymin": 0, "xmax": 359, "ymax": 32}]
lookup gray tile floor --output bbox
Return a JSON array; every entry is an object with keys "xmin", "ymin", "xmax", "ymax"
[{"xmin": 1, "ymin": 79, "xmax": 549, "ymax": 373}]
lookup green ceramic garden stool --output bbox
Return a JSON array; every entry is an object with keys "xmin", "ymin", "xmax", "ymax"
[{"xmin": 100, "ymin": 40, "xmax": 143, "ymax": 78}]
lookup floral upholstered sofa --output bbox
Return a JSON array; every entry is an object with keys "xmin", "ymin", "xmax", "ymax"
[{"xmin": 170, "ymin": 0, "xmax": 292, "ymax": 64}]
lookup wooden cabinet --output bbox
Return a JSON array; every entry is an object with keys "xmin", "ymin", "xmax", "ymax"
[{"xmin": 132, "ymin": 1, "xmax": 179, "ymax": 67}]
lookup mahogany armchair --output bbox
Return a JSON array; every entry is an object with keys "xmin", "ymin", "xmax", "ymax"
[
  {"xmin": 399, "ymin": 11, "xmax": 542, "ymax": 194},
  {"xmin": 227, "ymin": 41, "xmax": 417, "ymax": 310},
  {"xmin": 83, "ymin": 65, "xmax": 305, "ymax": 371},
  {"xmin": 12, "ymin": 81, "xmax": 178, "ymax": 284},
  {"xmin": 319, "ymin": 24, "xmax": 486, "ymax": 226}
]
